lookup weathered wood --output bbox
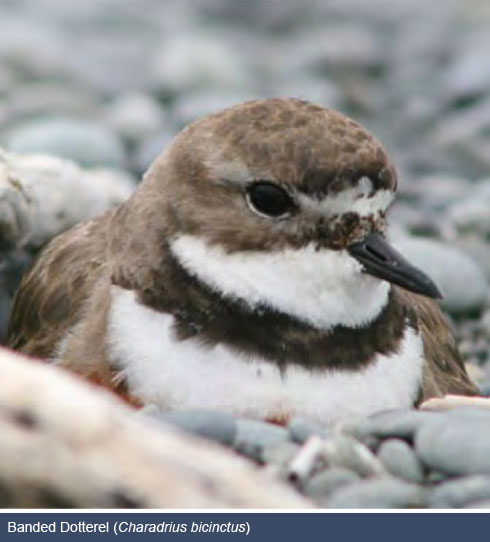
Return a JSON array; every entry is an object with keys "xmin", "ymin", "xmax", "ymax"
[
  {"xmin": 0, "ymin": 347, "xmax": 310, "ymax": 508},
  {"xmin": 0, "ymin": 147, "xmax": 133, "ymax": 252},
  {"xmin": 420, "ymin": 394, "xmax": 490, "ymax": 411}
]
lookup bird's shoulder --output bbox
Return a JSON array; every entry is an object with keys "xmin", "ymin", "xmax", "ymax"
[{"xmin": 6, "ymin": 211, "xmax": 114, "ymax": 358}]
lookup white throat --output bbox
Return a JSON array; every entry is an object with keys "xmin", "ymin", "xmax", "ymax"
[{"xmin": 170, "ymin": 234, "xmax": 390, "ymax": 330}]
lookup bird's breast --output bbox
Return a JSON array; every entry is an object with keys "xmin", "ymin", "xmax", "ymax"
[{"xmin": 107, "ymin": 286, "xmax": 424, "ymax": 424}]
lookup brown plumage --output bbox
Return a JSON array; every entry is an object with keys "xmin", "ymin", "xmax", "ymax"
[{"xmin": 5, "ymin": 98, "xmax": 478, "ymax": 413}]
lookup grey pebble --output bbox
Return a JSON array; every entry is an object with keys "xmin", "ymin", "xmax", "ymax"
[
  {"xmin": 415, "ymin": 409, "xmax": 490, "ymax": 476},
  {"xmin": 147, "ymin": 409, "xmax": 236, "ymax": 447},
  {"xmin": 261, "ymin": 441, "xmax": 300, "ymax": 468},
  {"xmin": 392, "ymin": 236, "xmax": 488, "ymax": 316},
  {"xmin": 303, "ymin": 467, "xmax": 360, "ymax": 500},
  {"xmin": 323, "ymin": 435, "xmax": 386, "ymax": 478},
  {"xmin": 377, "ymin": 439, "xmax": 424, "ymax": 483},
  {"xmin": 324, "ymin": 477, "xmax": 424, "ymax": 509},
  {"xmin": 288, "ymin": 416, "xmax": 329, "ymax": 444},
  {"xmin": 233, "ymin": 419, "xmax": 289, "ymax": 463},
  {"xmin": 4, "ymin": 118, "xmax": 127, "ymax": 169},
  {"xmin": 427, "ymin": 475, "xmax": 490, "ymax": 508},
  {"xmin": 103, "ymin": 92, "xmax": 166, "ymax": 143},
  {"xmin": 353, "ymin": 409, "xmax": 438, "ymax": 441}
]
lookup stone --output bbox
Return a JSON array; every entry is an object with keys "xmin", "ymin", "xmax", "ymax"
[
  {"xmin": 324, "ymin": 477, "xmax": 424, "ymax": 509},
  {"xmin": 233, "ymin": 419, "xmax": 289, "ymax": 463},
  {"xmin": 402, "ymin": 174, "xmax": 471, "ymax": 213},
  {"xmin": 104, "ymin": 92, "xmax": 166, "ymax": 143},
  {"xmin": 322, "ymin": 435, "xmax": 386, "ymax": 477},
  {"xmin": 172, "ymin": 89, "xmax": 257, "ymax": 127},
  {"xmin": 261, "ymin": 441, "xmax": 300, "ymax": 467},
  {"xmin": 415, "ymin": 410, "xmax": 490, "ymax": 476},
  {"xmin": 353, "ymin": 409, "xmax": 439, "ymax": 441},
  {"xmin": 453, "ymin": 236, "xmax": 490, "ymax": 281},
  {"xmin": 392, "ymin": 236, "xmax": 488, "ymax": 316},
  {"xmin": 150, "ymin": 32, "xmax": 249, "ymax": 95},
  {"xmin": 427, "ymin": 475, "xmax": 490, "ymax": 508},
  {"xmin": 442, "ymin": 47, "xmax": 490, "ymax": 107},
  {"xmin": 303, "ymin": 467, "xmax": 360, "ymax": 500},
  {"xmin": 447, "ymin": 179, "xmax": 490, "ymax": 239},
  {"xmin": 4, "ymin": 118, "xmax": 127, "ymax": 169},
  {"xmin": 1, "ymin": 82, "xmax": 98, "ymax": 124},
  {"xmin": 134, "ymin": 131, "xmax": 175, "ymax": 174},
  {"xmin": 377, "ymin": 439, "xmax": 424, "ymax": 483},
  {"xmin": 148, "ymin": 409, "xmax": 237, "ymax": 447},
  {"xmin": 432, "ymin": 98, "xmax": 490, "ymax": 149},
  {"xmin": 288, "ymin": 416, "xmax": 329, "ymax": 444}
]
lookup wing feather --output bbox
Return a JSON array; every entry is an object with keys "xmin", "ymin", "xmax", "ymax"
[
  {"xmin": 395, "ymin": 287, "xmax": 479, "ymax": 401},
  {"xmin": 6, "ymin": 212, "xmax": 112, "ymax": 358}
]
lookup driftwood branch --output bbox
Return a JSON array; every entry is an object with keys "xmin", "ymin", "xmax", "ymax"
[
  {"xmin": 0, "ymin": 147, "xmax": 133, "ymax": 252},
  {"xmin": 0, "ymin": 347, "xmax": 310, "ymax": 508}
]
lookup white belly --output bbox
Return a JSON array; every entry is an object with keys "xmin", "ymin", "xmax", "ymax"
[{"xmin": 107, "ymin": 286, "xmax": 424, "ymax": 424}]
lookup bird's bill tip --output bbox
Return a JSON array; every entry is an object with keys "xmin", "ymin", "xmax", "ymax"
[{"xmin": 348, "ymin": 232, "xmax": 443, "ymax": 299}]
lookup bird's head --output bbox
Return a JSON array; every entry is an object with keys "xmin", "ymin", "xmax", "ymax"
[{"xmin": 142, "ymin": 98, "xmax": 440, "ymax": 329}]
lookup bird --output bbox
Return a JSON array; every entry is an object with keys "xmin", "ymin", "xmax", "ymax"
[{"xmin": 5, "ymin": 98, "xmax": 478, "ymax": 425}]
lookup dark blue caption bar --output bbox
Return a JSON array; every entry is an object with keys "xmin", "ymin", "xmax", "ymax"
[{"xmin": 1, "ymin": 513, "xmax": 487, "ymax": 541}]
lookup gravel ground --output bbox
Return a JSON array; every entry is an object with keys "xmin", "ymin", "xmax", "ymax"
[
  {"xmin": 0, "ymin": 0, "xmax": 490, "ymax": 509},
  {"xmin": 146, "ymin": 406, "xmax": 490, "ymax": 509}
]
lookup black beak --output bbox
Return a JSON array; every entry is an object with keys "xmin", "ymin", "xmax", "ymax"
[{"xmin": 348, "ymin": 232, "xmax": 442, "ymax": 299}]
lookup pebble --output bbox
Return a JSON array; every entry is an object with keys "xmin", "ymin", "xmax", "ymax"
[
  {"xmin": 377, "ymin": 439, "xmax": 424, "ymax": 483},
  {"xmin": 453, "ymin": 236, "xmax": 490, "ymax": 281},
  {"xmin": 148, "ymin": 409, "xmax": 237, "ymax": 447},
  {"xmin": 407, "ymin": 175, "xmax": 472, "ymax": 212},
  {"xmin": 172, "ymin": 89, "xmax": 257, "ymax": 127},
  {"xmin": 353, "ymin": 409, "xmax": 439, "ymax": 441},
  {"xmin": 150, "ymin": 32, "xmax": 249, "ymax": 95},
  {"xmin": 415, "ymin": 409, "xmax": 490, "ymax": 476},
  {"xmin": 443, "ymin": 48, "xmax": 490, "ymax": 105},
  {"xmin": 288, "ymin": 416, "xmax": 329, "ymax": 444},
  {"xmin": 303, "ymin": 467, "xmax": 361, "ymax": 500},
  {"xmin": 103, "ymin": 92, "xmax": 167, "ymax": 143},
  {"xmin": 427, "ymin": 475, "xmax": 490, "ymax": 508},
  {"xmin": 1, "ymin": 82, "xmax": 98, "ymax": 125},
  {"xmin": 447, "ymin": 181, "xmax": 490, "ymax": 239},
  {"xmin": 4, "ymin": 118, "xmax": 127, "ymax": 169},
  {"xmin": 233, "ymin": 419, "xmax": 289, "ymax": 463},
  {"xmin": 392, "ymin": 236, "xmax": 488, "ymax": 315},
  {"xmin": 134, "ymin": 131, "xmax": 176, "ymax": 174},
  {"xmin": 261, "ymin": 441, "xmax": 300, "ymax": 468},
  {"xmin": 324, "ymin": 477, "xmax": 424, "ymax": 509},
  {"xmin": 322, "ymin": 435, "xmax": 386, "ymax": 478}
]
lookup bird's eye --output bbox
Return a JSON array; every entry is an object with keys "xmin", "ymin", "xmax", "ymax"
[{"xmin": 245, "ymin": 181, "xmax": 296, "ymax": 219}]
